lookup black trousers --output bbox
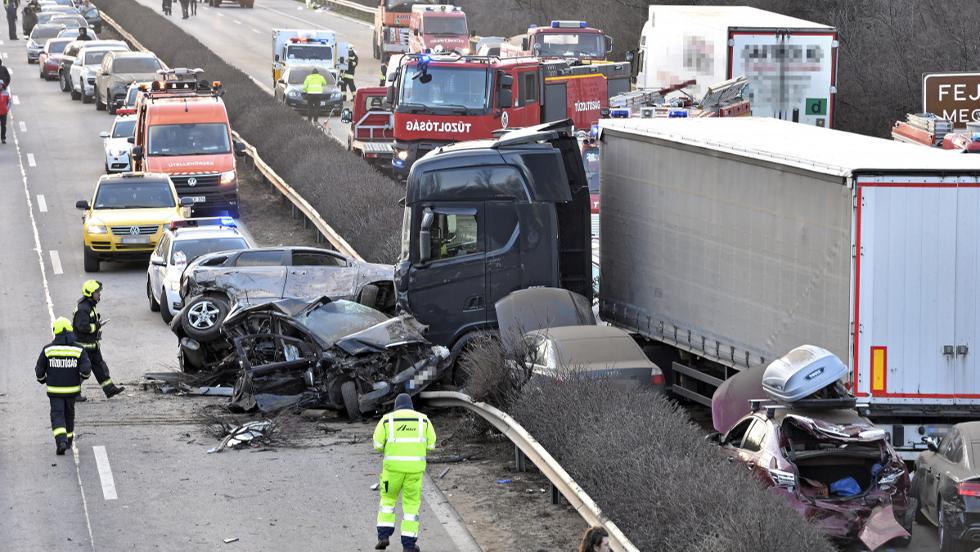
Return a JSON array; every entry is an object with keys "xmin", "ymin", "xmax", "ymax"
[
  {"xmin": 179, "ymin": 0, "xmax": 188, "ymax": 17},
  {"xmin": 6, "ymin": 13, "xmax": 16, "ymax": 39},
  {"xmin": 189, "ymin": 0, "xmax": 196, "ymax": 15},
  {"xmin": 50, "ymin": 396, "xmax": 76, "ymax": 443},
  {"xmin": 1, "ymin": 114, "xmax": 7, "ymax": 142},
  {"xmin": 304, "ymin": 93, "xmax": 325, "ymax": 121},
  {"xmin": 340, "ymin": 77, "xmax": 356, "ymax": 98},
  {"xmin": 85, "ymin": 347, "xmax": 112, "ymax": 387}
]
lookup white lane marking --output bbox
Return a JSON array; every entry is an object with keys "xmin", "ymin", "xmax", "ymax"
[
  {"xmin": 250, "ymin": 27, "xmax": 260, "ymax": 34},
  {"xmin": 233, "ymin": 18, "xmax": 242, "ymax": 24},
  {"xmin": 71, "ymin": 443, "xmax": 97, "ymax": 550},
  {"xmin": 26, "ymin": 153, "xmax": 36, "ymax": 167},
  {"xmin": 248, "ymin": 74, "xmax": 273, "ymax": 95},
  {"xmin": 2, "ymin": 52, "xmax": 8, "ymax": 59},
  {"xmin": 49, "ymin": 250, "xmax": 63, "ymax": 275},
  {"xmin": 92, "ymin": 446, "xmax": 118, "ymax": 501},
  {"xmin": 12, "ymin": 94, "xmax": 19, "ymax": 104},
  {"xmin": 18, "ymin": 120, "xmax": 26, "ymax": 132},
  {"xmin": 37, "ymin": 194, "xmax": 47, "ymax": 212}
]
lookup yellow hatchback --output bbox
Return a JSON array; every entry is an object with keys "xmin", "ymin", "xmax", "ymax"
[{"xmin": 76, "ymin": 172, "xmax": 191, "ymax": 272}]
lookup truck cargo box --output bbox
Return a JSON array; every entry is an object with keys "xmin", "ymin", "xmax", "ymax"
[{"xmin": 598, "ymin": 117, "xmax": 980, "ymax": 434}]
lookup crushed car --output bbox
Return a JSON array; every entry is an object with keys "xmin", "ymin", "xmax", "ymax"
[
  {"xmin": 172, "ymin": 296, "xmax": 449, "ymax": 419},
  {"xmin": 709, "ymin": 345, "xmax": 912, "ymax": 550}
]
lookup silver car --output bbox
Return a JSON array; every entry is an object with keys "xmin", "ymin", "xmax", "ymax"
[
  {"xmin": 274, "ymin": 65, "xmax": 343, "ymax": 113},
  {"xmin": 26, "ymin": 24, "xmax": 66, "ymax": 63},
  {"xmin": 71, "ymin": 44, "xmax": 128, "ymax": 103},
  {"xmin": 94, "ymin": 52, "xmax": 163, "ymax": 112}
]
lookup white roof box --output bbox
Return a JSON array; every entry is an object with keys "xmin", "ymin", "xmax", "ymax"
[{"xmin": 762, "ymin": 345, "xmax": 847, "ymax": 404}]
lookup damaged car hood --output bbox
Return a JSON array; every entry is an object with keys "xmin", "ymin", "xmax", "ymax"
[{"xmin": 782, "ymin": 411, "xmax": 887, "ymax": 443}]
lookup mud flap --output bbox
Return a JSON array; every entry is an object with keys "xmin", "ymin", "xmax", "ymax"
[{"xmin": 857, "ymin": 504, "xmax": 910, "ymax": 551}]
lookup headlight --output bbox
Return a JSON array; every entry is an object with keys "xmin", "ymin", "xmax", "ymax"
[
  {"xmin": 287, "ymin": 90, "xmax": 301, "ymax": 99},
  {"xmin": 396, "ymin": 150, "xmax": 409, "ymax": 161},
  {"xmin": 109, "ymin": 148, "xmax": 128, "ymax": 157},
  {"xmin": 219, "ymin": 170, "xmax": 236, "ymax": 185},
  {"xmin": 331, "ymin": 91, "xmax": 341, "ymax": 99},
  {"xmin": 87, "ymin": 223, "xmax": 107, "ymax": 234}
]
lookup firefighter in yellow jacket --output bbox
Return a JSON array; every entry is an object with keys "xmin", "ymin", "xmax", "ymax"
[
  {"xmin": 372, "ymin": 393, "xmax": 436, "ymax": 552},
  {"xmin": 35, "ymin": 317, "xmax": 91, "ymax": 455}
]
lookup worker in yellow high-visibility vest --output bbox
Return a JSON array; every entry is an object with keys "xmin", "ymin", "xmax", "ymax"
[{"xmin": 372, "ymin": 393, "xmax": 436, "ymax": 552}]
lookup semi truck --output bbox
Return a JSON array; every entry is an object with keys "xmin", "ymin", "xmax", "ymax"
[
  {"xmin": 408, "ymin": 4, "xmax": 469, "ymax": 55},
  {"xmin": 631, "ymin": 6, "xmax": 838, "ymax": 127},
  {"xmin": 597, "ymin": 116, "xmax": 980, "ymax": 458},
  {"xmin": 387, "ymin": 53, "xmax": 630, "ymax": 178},
  {"xmin": 372, "ymin": 0, "xmax": 438, "ymax": 62},
  {"xmin": 499, "ymin": 20, "xmax": 613, "ymax": 62}
]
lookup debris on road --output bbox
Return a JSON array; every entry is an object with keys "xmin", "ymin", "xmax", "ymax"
[
  {"xmin": 223, "ymin": 537, "xmax": 239, "ymax": 544},
  {"xmin": 207, "ymin": 420, "xmax": 273, "ymax": 453}
]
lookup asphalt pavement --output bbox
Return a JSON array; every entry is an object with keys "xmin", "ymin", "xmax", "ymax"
[{"xmin": 0, "ymin": 35, "xmax": 476, "ymax": 551}]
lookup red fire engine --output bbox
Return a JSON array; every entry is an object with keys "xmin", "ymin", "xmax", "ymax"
[
  {"xmin": 499, "ymin": 20, "xmax": 612, "ymax": 62},
  {"xmin": 408, "ymin": 4, "xmax": 469, "ymax": 55},
  {"xmin": 388, "ymin": 53, "xmax": 630, "ymax": 177},
  {"xmin": 373, "ymin": 0, "xmax": 438, "ymax": 63}
]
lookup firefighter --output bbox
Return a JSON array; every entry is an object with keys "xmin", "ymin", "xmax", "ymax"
[
  {"xmin": 372, "ymin": 393, "xmax": 436, "ymax": 552},
  {"xmin": 339, "ymin": 46, "xmax": 358, "ymax": 101},
  {"xmin": 72, "ymin": 280, "xmax": 125, "ymax": 400},
  {"xmin": 35, "ymin": 317, "xmax": 91, "ymax": 455},
  {"xmin": 301, "ymin": 67, "xmax": 327, "ymax": 123},
  {"xmin": 20, "ymin": 0, "xmax": 38, "ymax": 36},
  {"xmin": 379, "ymin": 63, "xmax": 387, "ymax": 87}
]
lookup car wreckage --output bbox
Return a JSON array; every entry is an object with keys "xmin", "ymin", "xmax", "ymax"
[
  {"xmin": 710, "ymin": 345, "xmax": 912, "ymax": 550},
  {"xmin": 171, "ymin": 296, "xmax": 449, "ymax": 418}
]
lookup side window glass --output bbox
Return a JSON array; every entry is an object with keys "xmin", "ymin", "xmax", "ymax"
[
  {"xmin": 291, "ymin": 251, "xmax": 347, "ymax": 267},
  {"xmin": 724, "ymin": 419, "xmax": 753, "ymax": 448},
  {"xmin": 235, "ymin": 251, "xmax": 284, "ymax": 267},
  {"xmin": 940, "ymin": 431, "xmax": 957, "ymax": 458},
  {"xmin": 429, "ymin": 212, "xmax": 481, "ymax": 261},
  {"xmin": 947, "ymin": 434, "xmax": 965, "ymax": 463},
  {"xmin": 154, "ymin": 235, "xmax": 168, "ymax": 257},
  {"xmin": 521, "ymin": 72, "xmax": 538, "ymax": 106},
  {"xmin": 742, "ymin": 419, "xmax": 768, "ymax": 452}
]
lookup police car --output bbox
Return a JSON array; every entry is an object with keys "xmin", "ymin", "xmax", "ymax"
[{"xmin": 146, "ymin": 217, "xmax": 252, "ymax": 323}]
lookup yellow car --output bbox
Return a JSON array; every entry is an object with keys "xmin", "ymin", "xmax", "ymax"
[{"xmin": 76, "ymin": 172, "xmax": 191, "ymax": 272}]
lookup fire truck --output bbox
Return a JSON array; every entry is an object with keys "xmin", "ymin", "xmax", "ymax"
[
  {"xmin": 499, "ymin": 20, "xmax": 612, "ymax": 62},
  {"xmin": 372, "ymin": 0, "xmax": 438, "ymax": 62},
  {"xmin": 891, "ymin": 113, "xmax": 980, "ymax": 153},
  {"xmin": 408, "ymin": 4, "xmax": 469, "ymax": 55},
  {"xmin": 388, "ymin": 53, "xmax": 630, "ymax": 178}
]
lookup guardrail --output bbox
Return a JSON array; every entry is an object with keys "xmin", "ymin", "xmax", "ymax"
[
  {"xmin": 317, "ymin": 0, "xmax": 376, "ymax": 15},
  {"xmin": 419, "ymin": 391, "xmax": 640, "ymax": 552},
  {"xmin": 101, "ymin": 12, "xmax": 364, "ymax": 261}
]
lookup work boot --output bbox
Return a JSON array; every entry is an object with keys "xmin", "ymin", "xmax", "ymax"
[
  {"xmin": 374, "ymin": 539, "xmax": 389, "ymax": 550},
  {"xmin": 56, "ymin": 441, "xmax": 68, "ymax": 455},
  {"xmin": 403, "ymin": 546, "xmax": 420, "ymax": 552},
  {"xmin": 67, "ymin": 436, "xmax": 73, "ymax": 448},
  {"xmin": 104, "ymin": 384, "xmax": 125, "ymax": 399}
]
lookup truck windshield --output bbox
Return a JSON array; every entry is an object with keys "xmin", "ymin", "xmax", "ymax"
[
  {"xmin": 147, "ymin": 123, "xmax": 231, "ymax": 156},
  {"xmin": 423, "ymin": 16, "xmax": 467, "ymax": 36},
  {"xmin": 385, "ymin": 0, "xmax": 434, "ymax": 11},
  {"xmin": 93, "ymin": 181, "xmax": 175, "ymax": 209},
  {"xmin": 113, "ymin": 57, "xmax": 162, "ymax": 73},
  {"xmin": 400, "ymin": 66, "xmax": 489, "ymax": 110},
  {"xmin": 533, "ymin": 32, "xmax": 604, "ymax": 58},
  {"xmin": 112, "ymin": 119, "xmax": 136, "ymax": 138},
  {"xmin": 172, "ymin": 238, "xmax": 249, "ymax": 264},
  {"xmin": 286, "ymin": 45, "xmax": 332, "ymax": 62}
]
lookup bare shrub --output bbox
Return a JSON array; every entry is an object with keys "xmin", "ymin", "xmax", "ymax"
[{"xmin": 458, "ymin": 336, "xmax": 531, "ymax": 411}]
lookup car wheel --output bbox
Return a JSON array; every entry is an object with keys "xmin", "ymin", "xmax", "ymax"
[
  {"xmin": 939, "ymin": 498, "xmax": 966, "ymax": 552},
  {"xmin": 341, "ymin": 381, "xmax": 362, "ymax": 421},
  {"xmin": 70, "ymin": 83, "xmax": 81, "ymax": 101},
  {"xmin": 95, "ymin": 88, "xmax": 105, "ymax": 111},
  {"xmin": 60, "ymin": 72, "xmax": 70, "ymax": 92},
  {"xmin": 83, "ymin": 248, "xmax": 100, "ymax": 273},
  {"xmin": 147, "ymin": 278, "xmax": 160, "ymax": 312},
  {"xmin": 108, "ymin": 92, "xmax": 116, "ymax": 114},
  {"xmin": 180, "ymin": 294, "xmax": 229, "ymax": 342},
  {"xmin": 160, "ymin": 288, "xmax": 175, "ymax": 323},
  {"xmin": 911, "ymin": 476, "xmax": 930, "ymax": 525}
]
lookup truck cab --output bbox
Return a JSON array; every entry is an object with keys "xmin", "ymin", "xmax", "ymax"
[
  {"xmin": 272, "ymin": 29, "xmax": 337, "ymax": 84},
  {"xmin": 502, "ymin": 21, "xmax": 612, "ymax": 62},
  {"xmin": 131, "ymin": 77, "xmax": 246, "ymax": 217},
  {"xmin": 373, "ymin": 0, "xmax": 438, "ymax": 62},
  {"xmin": 394, "ymin": 120, "xmax": 592, "ymax": 361},
  {"xmin": 408, "ymin": 4, "xmax": 469, "ymax": 55}
]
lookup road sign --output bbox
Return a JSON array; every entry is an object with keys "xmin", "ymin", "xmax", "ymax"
[{"xmin": 923, "ymin": 72, "xmax": 980, "ymax": 128}]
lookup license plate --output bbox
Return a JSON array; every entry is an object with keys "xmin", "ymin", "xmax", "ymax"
[
  {"xmin": 190, "ymin": 196, "xmax": 207, "ymax": 203},
  {"xmin": 121, "ymin": 236, "xmax": 150, "ymax": 244}
]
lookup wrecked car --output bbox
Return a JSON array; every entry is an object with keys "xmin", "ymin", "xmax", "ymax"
[
  {"xmin": 709, "ymin": 345, "xmax": 912, "ymax": 549},
  {"xmin": 175, "ymin": 246, "xmax": 395, "ymax": 346},
  {"xmin": 176, "ymin": 296, "xmax": 449, "ymax": 418}
]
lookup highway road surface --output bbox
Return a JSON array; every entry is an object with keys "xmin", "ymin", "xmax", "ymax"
[{"xmin": 0, "ymin": 35, "xmax": 477, "ymax": 551}]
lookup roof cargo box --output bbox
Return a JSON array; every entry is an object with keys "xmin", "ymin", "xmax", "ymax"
[{"xmin": 763, "ymin": 345, "xmax": 847, "ymax": 404}]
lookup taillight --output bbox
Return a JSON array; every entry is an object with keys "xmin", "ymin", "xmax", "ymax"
[
  {"xmin": 651, "ymin": 372, "xmax": 665, "ymax": 385},
  {"xmin": 958, "ymin": 482, "xmax": 980, "ymax": 497}
]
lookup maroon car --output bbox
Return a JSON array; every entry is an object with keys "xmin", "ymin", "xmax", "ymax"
[{"xmin": 39, "ymin": 37, "xmax": 74, "ymax": 80}]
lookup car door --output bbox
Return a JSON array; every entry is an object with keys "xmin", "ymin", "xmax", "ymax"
[
  {"xmin": 282, "ymin": 249, "xmax": 355, "ymax": 300},
  {"xmin": 213, "ymin": 250, "xmax": 289, "ymax": 301},
  {"xmin": 922, "ymin": 430, "xmax": 961, "ymax": 521},
  {"xmin": 149, "ymin": 234, "xmax": 170, "ymax": 298},
  {"xmin": 719, "ymin": 418, "xmax": 754, "ymax": 461}
]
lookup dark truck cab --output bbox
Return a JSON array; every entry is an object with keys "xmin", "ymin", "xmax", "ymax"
[{"xmin": 394, "ymin": 120, "xmax": 592, "ymax": 361}]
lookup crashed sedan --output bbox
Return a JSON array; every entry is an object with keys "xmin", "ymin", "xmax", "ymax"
[
  {"xmin": 709, "ymin": 345, "xmax": 912, "ymax": 549},
  {"xmin": 176, "ymin": 296, "xmax": 448, "ymax": 418}
]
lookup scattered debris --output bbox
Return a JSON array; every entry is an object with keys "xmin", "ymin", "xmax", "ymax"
[
  {"xmin": 223, "ymin": 537, "xmax": 239, "ymax": 544},
  {"xmin": 370, "ymin": 483, "xmax": 380, "ymax": 491},
  {"xmin": 208, "ymin": 421, "xmax": 273, "ymax": 453},
  {"xmin": 438, "ymin": 467, "xmax": 450, "ymax": 479}
]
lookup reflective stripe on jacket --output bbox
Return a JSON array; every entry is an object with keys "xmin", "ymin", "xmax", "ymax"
[
  {"xmin": 372, "ymin": 408, "xmax": 436, "ymax": 473},
  {"xmin": 302, "ymin": 73, "xmax": 327, "ymax": 94}
]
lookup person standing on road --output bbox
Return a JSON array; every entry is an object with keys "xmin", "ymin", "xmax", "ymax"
[
  {"xmin": 35, "ymin": 317, "xmax": 91, "ymax": 455},
  {"xmin": 339, "ymin": 47, "xmax": 358, "ymax": 101},
  {"xmin": 372, "ymin": 393, "xmax": 436, "ymax": 552},
  {"xmin": 189, "ymin": 0, "xmax": 196, "ymax": 17},
  {"xmin": 178, "ymin": 0, "xmax": 189, "ymax": 19},
  {"xmin": 20, "ymin": 0, "xmax": 38, "ymax": 37},
  {"xmin": 578, "ymin": 527, "xmax": 611, "ymax": 552},
  {"xmin": 0, "ymin": 57, "xmax": 10, "ymax": 89},
  {"xmin": 72, "ymin": 280, "xmax": 125, "ymax": 400},
  {"xmin": 5, "ymin": 0, "xmax": 19, "ymax": 40},
  {"xmin": 301, "ymin": 67, "xmax": 327, "ymax": 123},
  {"xmin": 0, "ymin": 80, "xmax": 10, "ymax": 145}
]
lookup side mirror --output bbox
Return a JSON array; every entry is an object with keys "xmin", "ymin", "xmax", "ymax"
[
  {"xmin": 923, "ymin": 436, "xmax": 939, "ymax": 452},
  {"xmin": 150, "ymin": 255, "xmax": 166, "ymax": 266},
  {"xmin": 131, "ymin": 145, "xmax": 143, "ymax": 158},
  {"xmin": 234, "ymin": 141, "xmax": 246, "ymax": 157},
  {"xmin": 625, "ymin": 49, "xmax": 635, "ymax": 63},
  {"xmin": 340, "ymin": 107, "xmax": 353, "ymax": 124},
  {"xmin": 605, "ymin": 36, "xmax": 613, "ymax": 54},
  {"xmin": 521, "ymin": 37, "xmax": 529, "ymax": 51},
  {"xmin": 179, "ymin": 197, "xmax": 195, "ymax": 207},
  {"xmin": 386, "ymin": 85, "xmax": 395, "ymax": 105},
  {"xmin": 99, "ymin": 130, "xmax": 109, "ymax": 138},
  {"xmin": 418, "ymin": 208, "xmax": 434, "ymax": 263},
  {"xmin": 126, "ymin": 136, "xmax": 134, "ymax": 144},
  {"xmin": 75, "ymin": 200, "xmax": 90, "ymax": 210}
]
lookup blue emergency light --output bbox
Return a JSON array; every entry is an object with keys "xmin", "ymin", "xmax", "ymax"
[
  {"xmin": 609, "ymin": 108, "xmax": 630, "ymax": 119},
  {"xmin": 551, "ymin": 20, "xmax": 588, "ymax": 28},
  {"xmin": 528, "ymin": 24, "xmax": 537, "ymax": 29},
  {"xmin": 668, "ymin": 109, "xmax": 688, "ymax": 118},
  {"xmin": 220, "ymin": 216, "xmax": 237, "ymax": 227}
]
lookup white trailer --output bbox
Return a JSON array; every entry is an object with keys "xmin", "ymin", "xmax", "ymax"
[
  {"xmin": 598, "ymin": 116, "xmax": 980, "ymax": 458},
  {"xmin": 636, "ymin": 6, "xmax": 837, "ymax": 127}
]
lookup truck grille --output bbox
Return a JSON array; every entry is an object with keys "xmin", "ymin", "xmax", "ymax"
[
  {"xmin": 171, "ymin": 174, "xmax": 221, "ymax": 190},
  {"xmin": 110, "ymin": 225, "xmax": 158, "ymax": 236}
]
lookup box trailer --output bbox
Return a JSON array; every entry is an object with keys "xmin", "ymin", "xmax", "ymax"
[
  {"xmin": 598, "ymin": 116, "xmax": 980, "ymax": 458},
  {"xmin": 635, "ymin": 6, "xmax": 837, "ymax": 127}
]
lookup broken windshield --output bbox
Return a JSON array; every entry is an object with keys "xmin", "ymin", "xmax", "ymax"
[{"xmin": 296, "ymin": 300, "xmax": 389, "ymax": 346}]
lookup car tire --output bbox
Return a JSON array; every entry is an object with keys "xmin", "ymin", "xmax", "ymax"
[
  {"xmin": 341, "ymin": 381, "xmax": 361, "ymax": 421},
  {"xmin": 81, "ymin": 80, "xmax": 93, "ymax": 104},
  {"xmin": 356, "ymin": 284, "xmax": 379, "ymax": 309},
  {"xmin": 180, "ymin": 294, "xmax": 229, "ymax": 342},
  {"xmin": 107, "ymin": 91, "xmax": 116, "ymax": 114},
  {"xmin": 83, "ymin": 248, "xmax": 100, "ymax": 273},
  {"xmin": 911, "ymin": 476, "xmax": 929, "ymax": 525},
  {"xmin": 95, "ymin": 89, "xmax": 105, "ymax": 111},
  {"xmin": 60, "ymin": 72, "xmax": 70, "ymax": 92},
  {"xmin": 160, "ymin": 288, "xmax": 175, "ymax": 323},
  {"xmin": 147, "ymin": 278, "xmax": 160, "ymax": 312},
  {"xmin": 70, "ymin": 84, "xmax": 81, "ymax": 101},
  {"xmin": 939, "ymin": 498, "xmax": 967, "ymax": 552}
]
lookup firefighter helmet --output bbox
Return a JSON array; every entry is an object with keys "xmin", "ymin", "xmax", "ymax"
[
  {"xmin": 52, "ymin": 317, "xmax": 74, "ymax": 335},
  {"xmin": 82, "ymin": 279, "xmax": 103, "ymax": 298}
]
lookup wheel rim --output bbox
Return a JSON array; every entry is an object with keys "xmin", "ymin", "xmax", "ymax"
[{"xmin": 187, "ymin": 300, "xmax": 220, "ymax": 329}]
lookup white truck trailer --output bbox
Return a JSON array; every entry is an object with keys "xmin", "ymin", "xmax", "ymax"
[
  {"xmin": 634, "ymin": 6, "xmax": 837, "ymax": 127},
  {"xmin": 598, "ymin": 116, "xmax": 980, "ymax": 458}
]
